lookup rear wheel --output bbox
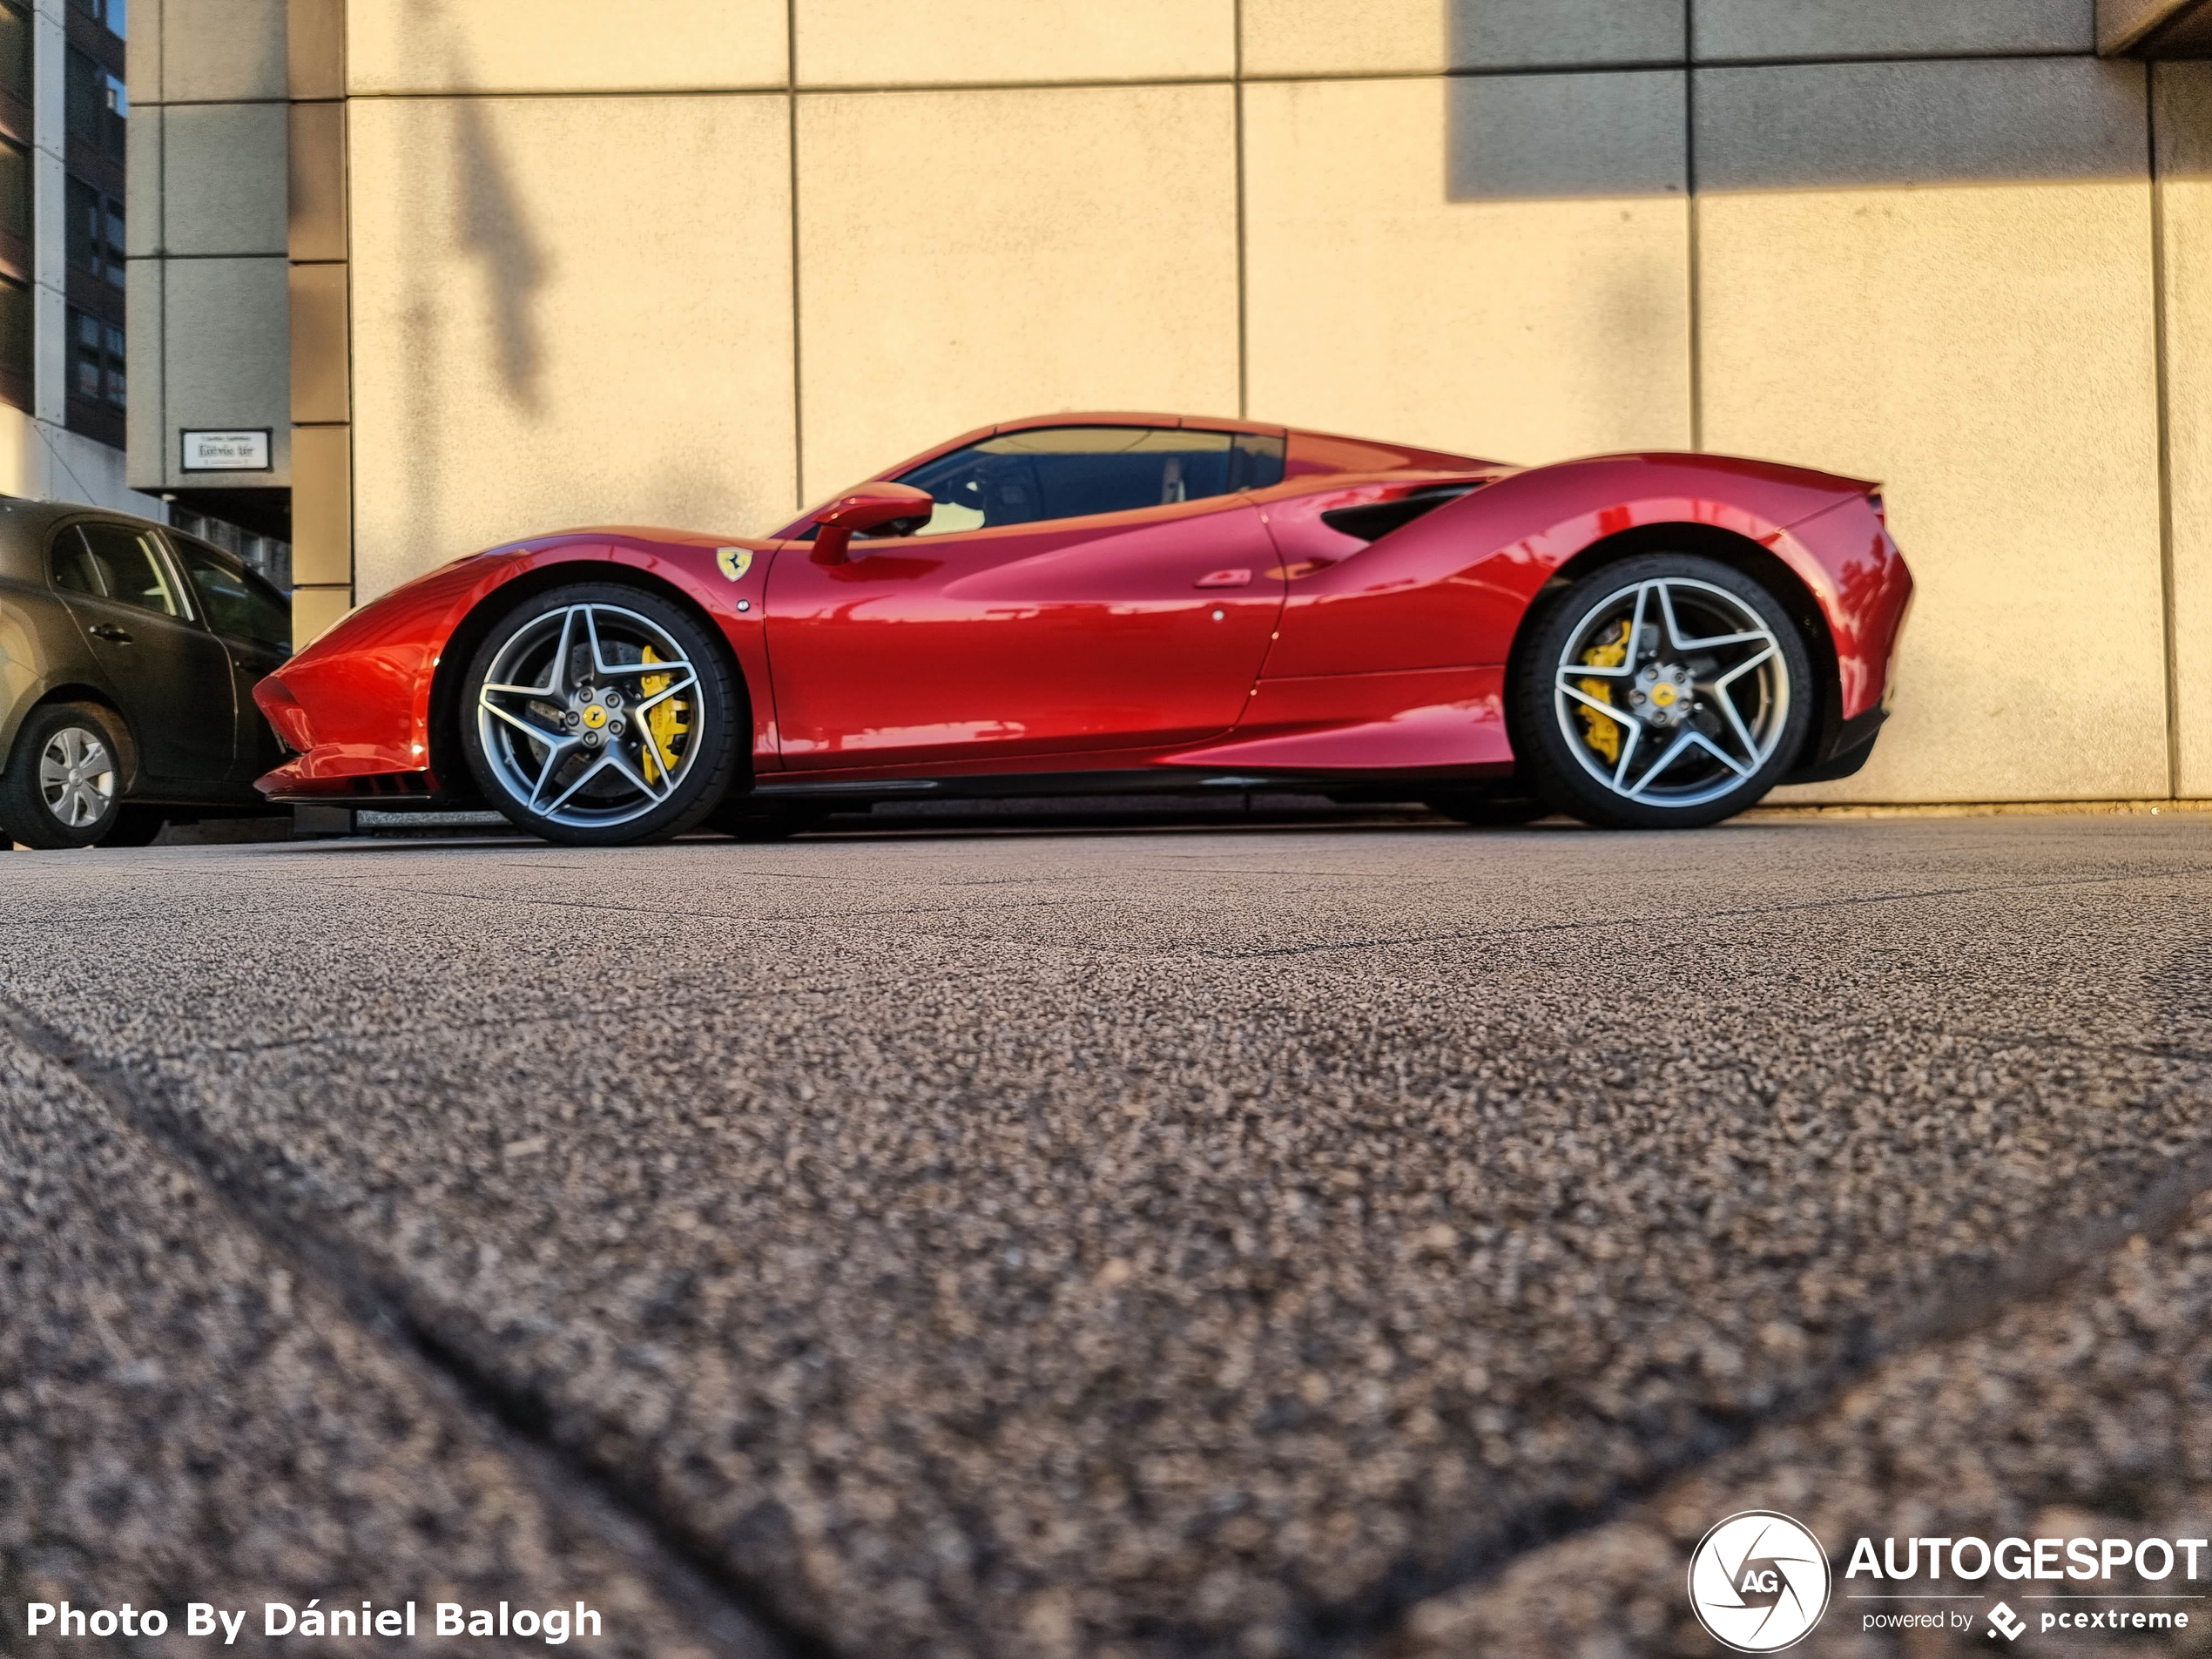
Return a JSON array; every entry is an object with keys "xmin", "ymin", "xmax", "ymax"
[
  {"xmin": 0, "ymin": 703, "xmax": 127, "ymax": 848},
  {"xmin": 1511, "ymin": 554, "xmax": 1812, "ymax": 829},
  {"xmin": 459, "ymin": 583, "xmax": 740, "ymax": 846}
]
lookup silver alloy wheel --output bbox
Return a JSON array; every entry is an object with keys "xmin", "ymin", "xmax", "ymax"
[
  {"xmin": 475, "ymin": 602, "xmax": 706, "ymax": 830},
  {"xmin": 38, "ymin": 725, "xmax": 116, "ymax": 828},
  {"xmin": 1552, "ymin": 576, "xmax": 1791, "ymax": 809}
]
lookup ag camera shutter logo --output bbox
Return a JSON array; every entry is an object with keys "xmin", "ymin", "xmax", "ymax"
[{"xmin": 1688, "ymin": 1511, "xmax": 1832, "ymax": 1651}]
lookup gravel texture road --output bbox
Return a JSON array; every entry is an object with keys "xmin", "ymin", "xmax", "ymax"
[{"xmin": 3, "ymin": 811, "xmax": 2209, "ymax": 1658}]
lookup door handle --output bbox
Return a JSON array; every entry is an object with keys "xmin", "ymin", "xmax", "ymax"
[
  {"xmin": 88, "ymin": 623, "xmax": 133, "ymax": 643},
  {"xmin": 1193, "ymin": 568, "xmax": 1252, "ymax": 589}
]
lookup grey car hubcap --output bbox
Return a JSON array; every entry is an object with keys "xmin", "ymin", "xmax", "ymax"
[{"xmin": 39, "ymin": 726, "xmax": 116, "ymax": 828}]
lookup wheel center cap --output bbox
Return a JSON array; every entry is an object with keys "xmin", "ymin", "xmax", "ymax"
[
  {"xmin": 1629, "ymin": 663, "xmax": 1696, "ymax": 728},
  {"xmin": 580, "ymin": 705, "xmax": 609, "ymax": 731}
]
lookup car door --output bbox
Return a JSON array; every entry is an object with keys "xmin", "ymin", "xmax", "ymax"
[
  {"xmin": 765, "ymin": 425, "xmax": 1288, "ymax": 771},
  {"xmin": 165, "ymin": 534, "xmax": 293, "ymax": 785},
  {"xmin": 50, "ymin": 520, "xmax": 235, "ymax": 789}
]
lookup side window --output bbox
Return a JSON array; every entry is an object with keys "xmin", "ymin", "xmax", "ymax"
[
  {"xmin": 51, "ymin": 526, "xmax": 105, "ymax": 595},
  {"xmin": 170, "ymin": 537, "xmax": 290, "ymax": 648},
  {"xmin": 75, "ymin": 522, "xmax": 184, "ymax": 617},
  {"xmin": 896, "ymin": 427, "xmax": 1284, "ymax": 536}
]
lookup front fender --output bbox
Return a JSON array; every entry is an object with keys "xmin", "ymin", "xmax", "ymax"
[{"xmin": 255, "ymin": 531, "xmax": 780, "ymax": 799}]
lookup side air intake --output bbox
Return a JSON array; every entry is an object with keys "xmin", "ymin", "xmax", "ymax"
[{"xmin": 1318, "ymin": 483, "xmax": 1479, "ymax": 544}]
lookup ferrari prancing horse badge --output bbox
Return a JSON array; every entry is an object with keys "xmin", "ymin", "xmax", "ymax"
[{"xmin": 716, "ymin": 547, "xmax": 752, "ymax": 583}]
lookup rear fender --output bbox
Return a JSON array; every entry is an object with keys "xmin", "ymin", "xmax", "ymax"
[{"xmin": 1258, "ymin": 452, "xmax": 1875, "ymax": 680}]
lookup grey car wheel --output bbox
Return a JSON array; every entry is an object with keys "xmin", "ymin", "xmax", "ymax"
[{"xmin": 0, "ymin": 702, "xmax": 130, "ymax": 848}]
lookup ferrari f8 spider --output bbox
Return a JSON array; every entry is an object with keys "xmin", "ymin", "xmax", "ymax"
[{"xmin": 253, "ymin": 415, "xmax": 1911, "ymax": 843}]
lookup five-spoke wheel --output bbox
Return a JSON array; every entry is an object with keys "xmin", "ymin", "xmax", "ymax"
[
  {"xmin": 1512, "ymin": 554, "xmax": 1811, "ymax": 829},
  {"xmin": 459, "ymin": 583, "xmax": 739, "ymax": 845}
]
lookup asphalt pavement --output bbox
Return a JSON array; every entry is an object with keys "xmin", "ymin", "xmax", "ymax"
[{"xmin": 3, "ymin": 811, "xmax": 2210, "ymax": 1658}]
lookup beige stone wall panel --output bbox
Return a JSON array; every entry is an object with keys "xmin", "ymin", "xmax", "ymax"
[
  {"xmin": 796, "ymin": 0, "xmax": 1234, "ymax": 87},
  {"xmin": 346, "ymin": 0, "xmax": 787, "ymax": 96},
  {"xmin": 288, "ymin": 261, "xmax": 348, "ymax": 425},
  {"xmin": 291, "ymin": 584, "xmax": 353, "ymax": 646},
  {"xmin": 289, "ymin": 424, "xmax": 352, "ymax": 587},
  {"xmin": 2156, "ymin": 63, "xmax": 2212, "ymax": 795},
  {"xmin": 1698, "ymin": 55, "xmax": 2161, "ymax": 803},
  {"xmin": 346, "ymin": 93, "xmax": 795, "ymax": 601},
  {"xmin": 1708, "ymin": 180, "xmax": 2163, "ymax": 804},
  {"xmin": 288, "ymin": 99, "xmax": 347, "ymax": 262},
  {"xmin": 1243, "ymin": 76, "xmax": 1692, "ymax": 469},
  {"xmin": 794, "ymin": 84, "xmax": 1238, "ymax": 503},
  {"xmin": 287, "ymin": 0, "xmax": 345, "ymax": 99}
]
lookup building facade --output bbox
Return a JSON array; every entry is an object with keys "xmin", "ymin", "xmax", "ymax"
[
  {"xmin": 0, "ymin": 0, "xmax": 158, "ymax": 521},
  {"xmin": 126, "ymin": 0, "xmax": 2212, "ymax": 806}
]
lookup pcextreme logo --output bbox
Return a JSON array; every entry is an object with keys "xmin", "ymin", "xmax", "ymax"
[{"xmin": 1687, "ymin": 1512, "xmax": 1832, "ymax": 1652}]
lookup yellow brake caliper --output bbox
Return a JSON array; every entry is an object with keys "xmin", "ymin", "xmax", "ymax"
[
  {"xmin": 1575, "ymin": 621, "xmax": 1632, "ymax": 767},
  {"xmin": 637, "ymin": 647, "xmax": 689, "ymax": 784}
]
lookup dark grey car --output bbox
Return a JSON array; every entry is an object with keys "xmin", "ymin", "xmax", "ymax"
[{"xmin": 0, "ymin": 498, "xmax": 291, "ymax": 848}]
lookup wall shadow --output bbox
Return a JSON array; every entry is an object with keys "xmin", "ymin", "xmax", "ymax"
[{"xmin": 1446, "ymin": 47, "xmax": 2154, "ymax": 201}]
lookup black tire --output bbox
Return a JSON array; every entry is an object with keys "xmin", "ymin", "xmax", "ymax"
[
  {"xmin": 458, "ymin": 583, "xmax": 742, "ymax": 846},
  {"xmin": 0, "ymin": 702, "xmax": 130, "ymax": 849},
  {"xmin": 1424, "ymin": 792, "xmax": 1549, "ymax": 826},
  {"xmin": 98, "ymin": 805, "xmax": 168, "ymax": 846},
  {"xmin": 1510, "ymin": 553, "xmax": 1813, "ymax": 830}
]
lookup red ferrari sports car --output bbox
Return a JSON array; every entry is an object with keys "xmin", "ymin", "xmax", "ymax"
[{"xmin": 253, "ymin": 414, "xmax": 1911, "ymax": 844}]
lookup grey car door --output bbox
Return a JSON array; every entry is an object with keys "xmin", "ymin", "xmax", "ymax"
[
  {"xmin": 165, "ymin": 534, "xmax": 293, "ymax": 784},
  {"xmin": 51, "ymin": 521, "xmax": 235, "ymax": 788}
]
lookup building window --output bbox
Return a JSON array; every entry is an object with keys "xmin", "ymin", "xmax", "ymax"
[
  {"xmin": 65, "ymin": 175, "xmax": 122, "ymax": 284},
  {"xmin": 68, "ymin": 307, "xmax": 123, "ymax": 409},
  {"xmin": 0, "ymin": 3, "xmax": 28, "ymax": 105},
  {"xmin": 0, "ymin": 138, "xmax": 28, "ymax": 244},
  {"xmin": 0, "ymin": 274, "xmax": 30, "ymax": 386},
  {"xmin": 70, "ymin": 0, "xmax": 125, "ymax": 39},
  {"xmin": 64, "ymin": 48, "xmax": 125, "ymax": 162}
]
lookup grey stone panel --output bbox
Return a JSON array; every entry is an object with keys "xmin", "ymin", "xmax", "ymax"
[
  {"xmin": 164, "ymin": 256, "xmax": 290, "ymax": 486},
  {"xmin": 161, "ymin": 102, "xmax": 288, "ymax": 256},
  {"xmin": 1448, "ymin": 0, "xmax": 1684, "ymax": 70},
  {"xmin": 1696, "ymin": 56, "xmax": 2147, "ymax": 192},
  {"xmin": 125, "ymin": 104, "xmax": 161, "ymax": 257},
  {"xmin": 124, "ymin": 259, "xmax": 163, "ymax": 489},
  {"xmin": 1447, "ymin": 69, "xmax": 1687, "ymax": 199},
  {"xmin": 159, "ymin": 0, "xmax": 288, "ymax": 102},
  {"xmin": 1695, "ymin": 0, "xmax": 2094, "ymax": 61},
  {"xmin": 2156, "ymin": 59, "xmax": 2212, "ymax": 179}
]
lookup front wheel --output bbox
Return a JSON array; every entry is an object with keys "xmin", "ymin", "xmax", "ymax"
[
  {"xmin": 1509, "ymin": 555, "xmax": 1813, "ymax": 829},
  {"xmin": 459, "ymin": 583, "xmax": 741, "ymax": 846}
]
